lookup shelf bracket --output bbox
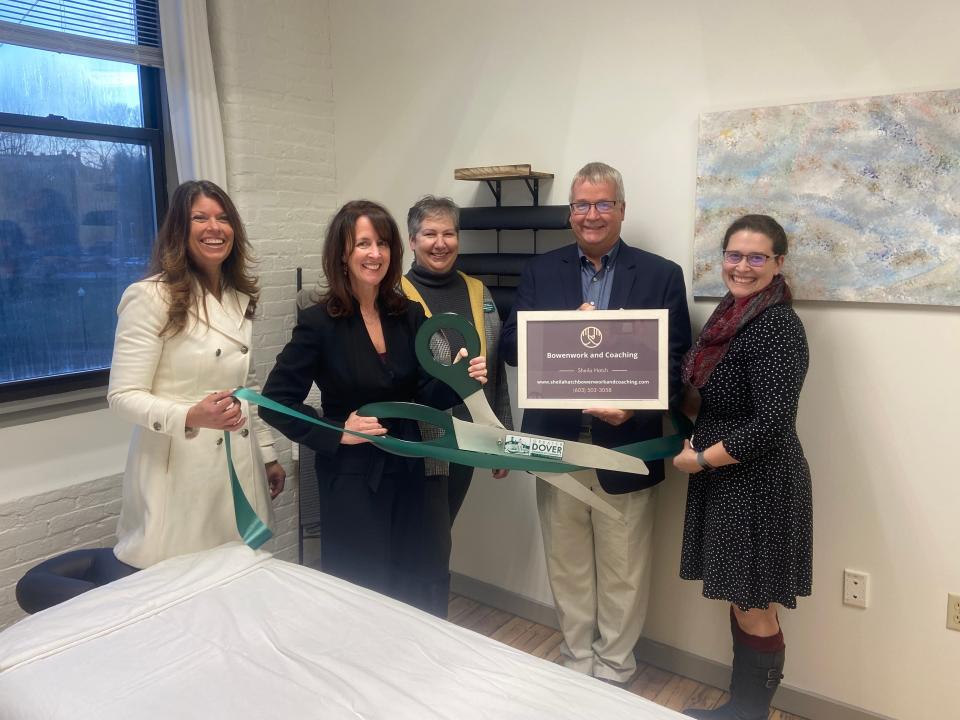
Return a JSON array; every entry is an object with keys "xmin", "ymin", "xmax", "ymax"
[
  {"xmin": 523, "ymin": 177, "xmax": 541, "ymax": 206},
  {"xmin": 483, "ymin": 179, "xmax": 503, "ymax": 206}
]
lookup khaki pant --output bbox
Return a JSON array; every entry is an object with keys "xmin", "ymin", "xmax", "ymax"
[{"xmin": 536, "ymin": 473, "xmax": 658, "ymax": 682}]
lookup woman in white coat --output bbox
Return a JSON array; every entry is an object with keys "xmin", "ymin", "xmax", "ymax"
[{"xmin": 108, "ymin": 180, "xmax": 285, "ymax": 569}]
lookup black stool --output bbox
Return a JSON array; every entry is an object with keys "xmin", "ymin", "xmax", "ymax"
[{"xmin": 16, "ymin": 548, "xmax": 139, "ymax": 614}]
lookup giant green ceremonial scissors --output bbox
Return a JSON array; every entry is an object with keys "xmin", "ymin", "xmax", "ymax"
[
  {"xmin": 358, "ymin": 313, "xmax": 675, "ymax": 521},
  {"xmin": 229, "ymin": 312, "xmax": 691, "ymax": 543}
]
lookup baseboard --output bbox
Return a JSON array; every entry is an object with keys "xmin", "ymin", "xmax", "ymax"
[
  {"xmin": 450, "ymin": 573, "xmax": 893, "ymax": 720},
  {"xmin": 450, "ymin": 572, "xmax": 559, "ymax": 630}
]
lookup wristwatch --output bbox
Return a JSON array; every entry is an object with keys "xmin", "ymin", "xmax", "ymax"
[{"xmin": 695, "ymin": 450, "xmax": 716, "ymax": 471}]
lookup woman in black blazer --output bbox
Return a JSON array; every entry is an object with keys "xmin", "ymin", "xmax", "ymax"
[{"xmin": 261, "ymin": 200, "xmax": 486, "ymax": 613}]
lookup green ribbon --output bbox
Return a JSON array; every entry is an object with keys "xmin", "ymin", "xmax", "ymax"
[
  {"xmin": 225, "ymin": 388, "xmax": 692, "ymax": 549},
  {"xmin": 223, "ymin": 429, "xmax": 273, "ymax": 549}
]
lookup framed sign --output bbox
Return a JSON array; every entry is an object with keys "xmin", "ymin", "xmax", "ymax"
[{"xmin": 517, "ymin": 309, "xmax": 668, "ymax": 410}]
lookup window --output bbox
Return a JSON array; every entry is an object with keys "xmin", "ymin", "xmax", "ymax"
[{"xmin": 0, "ymin": 0, "xmax": 166, "ymax": 401}]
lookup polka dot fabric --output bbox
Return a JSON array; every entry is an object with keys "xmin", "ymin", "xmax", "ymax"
[{"xmin": 680, "ymin": 303, "xmax": 813, "ymax": 610}]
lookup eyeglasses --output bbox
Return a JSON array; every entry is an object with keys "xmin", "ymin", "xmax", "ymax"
[
  {"xmin": 569, "ymin": 200, "xmax": 619, "ymax": 215},
  {"xmin": 722, "ymin": 251, "xmax": 779, "ymax": 267}
]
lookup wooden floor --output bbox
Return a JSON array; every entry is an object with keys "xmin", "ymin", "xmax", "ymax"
[{"xmin": 447, "ymin": 594, "xmax": 806, "ymax": 720}]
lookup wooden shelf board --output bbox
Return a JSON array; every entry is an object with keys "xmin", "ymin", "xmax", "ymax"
[{"xmin": 455, "ymin": 164, "xmax": 554, "ymax": 181}]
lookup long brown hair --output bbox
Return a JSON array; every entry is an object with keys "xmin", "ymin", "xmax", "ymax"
[
  {"xmin": 320, "ymin": 199, "xmax": 407, "ymax": 317},
  {"xmin": 147, "ymin": 180, "xmax": 259, "ymax": 336}
]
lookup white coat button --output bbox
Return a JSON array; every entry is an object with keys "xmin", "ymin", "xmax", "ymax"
[
  {"xmin": 215, "ymin": 348, "xmax": 222, "ymax": 357},
  {"xmin": 240, "ymin": 429, "xmax": 249, "ymax": 437},
  {"xmin": 216, "ymin": 437, "xmax": 223, "ymax": 446},
  {"xmin": 240, "ymin": 345, "xmax": 249, "ymax": 354},
  {"xmin": 153, "ymin": 422, "xmax": 162, "ymax": 431}
]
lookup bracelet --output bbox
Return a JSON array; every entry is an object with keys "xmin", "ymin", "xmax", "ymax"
[{"xmin": 695, "ymin": 450, "xmax": 716, "ymax": 471}]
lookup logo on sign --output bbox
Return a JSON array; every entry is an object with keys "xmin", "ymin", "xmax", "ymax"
[
  {"xmin": 502, "ymin": 435, "xmax": 564, "ymax": 460},
  {"xmin": 580, "ymin": 326, "xmax": 602, "ymax": 348}
]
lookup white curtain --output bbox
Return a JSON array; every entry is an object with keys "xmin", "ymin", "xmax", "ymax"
[{"xmin": 158, "ymin": 0, "xmax": 228, "ymax": 188}]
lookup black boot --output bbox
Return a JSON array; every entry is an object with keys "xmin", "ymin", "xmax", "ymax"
[{"xmin": 683, "ymin": 617, "xmax": 785, "ymax": 719}]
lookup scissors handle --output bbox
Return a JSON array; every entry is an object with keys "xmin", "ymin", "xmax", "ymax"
[
  {"xmin": 415, "ymin": 312, "xmax": 483, "ymax": 399},
  {"xmin": 358, "ymin": 401, "xmax": 459, "ymax": 449}
]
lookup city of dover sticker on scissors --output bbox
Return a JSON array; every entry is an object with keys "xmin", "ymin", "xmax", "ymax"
[{"xmin": 231, "ymin": 313, "xmax": 691, "ymax": 522}]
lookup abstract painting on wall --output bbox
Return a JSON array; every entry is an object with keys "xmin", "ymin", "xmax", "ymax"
[{"xmin": 693, "ymin": 88, "xmax": 960, "ymax": 305}]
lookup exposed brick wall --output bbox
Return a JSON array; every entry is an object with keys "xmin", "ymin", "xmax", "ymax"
[
  {"xmin": 0, "ymin": 475, "xmax": 122, "ymax": 629},
  {"xmin": 207, "ymin": 0, "xmax": 338, "ymax": 563}
]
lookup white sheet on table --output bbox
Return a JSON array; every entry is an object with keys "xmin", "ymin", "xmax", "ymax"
[{"xmin": 0, "ymin": 543, "xmax": 686, "ymax": 720}]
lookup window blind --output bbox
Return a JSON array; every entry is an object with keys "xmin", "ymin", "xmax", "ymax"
[{"xmin": 0, "ymin": 0, "xmax": 162, "ymax": 67}]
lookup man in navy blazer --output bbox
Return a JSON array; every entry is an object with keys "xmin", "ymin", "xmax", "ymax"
[{"xmin": 500, "ymin": 162, "xmax": 692, "ymax": 684}]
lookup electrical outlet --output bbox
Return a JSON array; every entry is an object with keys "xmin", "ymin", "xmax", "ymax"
[
  {"xmin": 947, "ymin": 594, "xmax": 960, "ymax": 631},
  {"xmin": 843, "ymin": 569, "xmax": 869, "ymax": 608}
]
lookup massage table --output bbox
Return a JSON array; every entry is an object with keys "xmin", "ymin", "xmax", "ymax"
[{"xmin": 0, "ymin": 543, "xmax": 685, "ymax": 720}]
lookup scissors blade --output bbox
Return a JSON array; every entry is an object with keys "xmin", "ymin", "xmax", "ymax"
[
  {"xmin": 533, "ymin": 470, "xmax": 622, "ymax": 520},
  {"xmin": 450, "ymin": 418, "xmax": 648, "ymax": 475},
  {"xmin": 460, "ymin": 388, "xmax": 503, "ymax": 429}
]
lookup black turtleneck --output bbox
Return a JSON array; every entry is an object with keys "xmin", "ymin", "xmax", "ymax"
[{"xmin": 405, "ymin": 263, "xmax": 471, "ymax": 356}]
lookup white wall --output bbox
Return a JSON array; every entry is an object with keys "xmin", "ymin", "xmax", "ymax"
[
  {"xmin": 328, "ymin": 2, "xmax": 960, "ymax": 718},
  {"xmin": 0, "ymin": 410, "xmax": 128, "ymax": 505}
]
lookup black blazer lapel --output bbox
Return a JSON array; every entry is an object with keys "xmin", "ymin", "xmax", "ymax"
[
  {"xmin": 344, "ymin": 314, "xmax": 375, "ymax": 390},
  {"xmin": 341, "ymin": 313, "xmax": 389, "ymax": 492},
  {"xmin": 608, "ymin": 241, "xmax": 637, "ymax": 310},
  {"xmin": 559, "ymin": 245, "xmax": 583, "ymax": 309}
]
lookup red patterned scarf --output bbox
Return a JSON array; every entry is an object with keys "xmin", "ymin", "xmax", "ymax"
[{"xmin": 681, "ymin": 274, "xmax": 792, "ymax": 388}]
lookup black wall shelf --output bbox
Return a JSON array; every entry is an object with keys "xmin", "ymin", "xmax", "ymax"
[{"xmin": 454, "ymin": 164, "xmax": 569, "ymax": 318}]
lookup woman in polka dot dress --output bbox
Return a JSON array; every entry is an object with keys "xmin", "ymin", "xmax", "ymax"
[{"xmin": 672, "ymin": 214, "xmax": 812, "ymax": 720}]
